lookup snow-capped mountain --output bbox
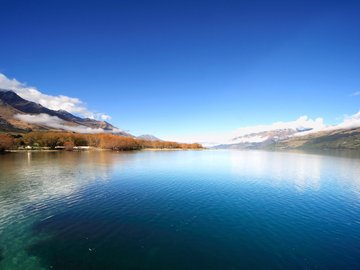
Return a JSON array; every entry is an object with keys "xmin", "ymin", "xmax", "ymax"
[{"xmin": 213, "ymin": 128, "xmax": 312, "ymax": 149}]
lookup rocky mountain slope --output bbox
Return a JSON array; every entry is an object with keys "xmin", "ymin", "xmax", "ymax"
[
  {"xmin": 213, "ymin": 128, "xmax": 310, "ymax": 149},
  {"xmin": 213, "ymin": 127, "xmax": 360, "ymax": 150},
  {"xmin": 268, "ymin": 128, "xmax": 360, "ymax": 150},
  {"xmin": 0, "ymin": 89, "xmax": 130, "ymax": 135}
]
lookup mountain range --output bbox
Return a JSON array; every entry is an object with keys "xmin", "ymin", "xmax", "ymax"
[
  {"xmin": 214, "ymin": 128, "xmax": 304, "ymax": 149},
  {"xmin": 269, "ymin": 127, "xmax": 360, "ymax": 150},
  {"xmin": 213, "ymin": 127, "xmax": 360, "ymax": 150},
  {"xmin": 136, "ymin": 134, "xmax": 162, "ymax": 141},
  {"xmin": 0, "ymin": 89, "xmax": 131, "ymax": 135},
  {"xmin": 1, "ymin": 88, "xmax": 359, "ymax": 150}
]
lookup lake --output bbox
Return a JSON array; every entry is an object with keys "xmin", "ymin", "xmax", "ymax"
[{"xmin": 1, "ymin": 150, "xmax": 360, "ymax": 269}]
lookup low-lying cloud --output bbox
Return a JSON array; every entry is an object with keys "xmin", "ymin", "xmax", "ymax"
[
  {"xmin": 164, "ymin": 116, "xmax": 325, "ymax": 145},
  {"xmin": 100, "ymin": 114, "xmax": 112, "ymax": 121},
  {"xmin": 15, "ymin": 113, "xmax": 107, "ymax": 133},
  {"xmin": 164, "ymin": 112, "xmax": 360, "ymax": 146},
  {"xmin": 326, "ymin": 111, "xmax": 360, "ymax": 131},
  {"xmin": 233, "ymin": 116, "xmax": 325, "ymax": 137},
  {"xmin": 0, "ymin": 73, "xmax": 110, "ymax": 120}
]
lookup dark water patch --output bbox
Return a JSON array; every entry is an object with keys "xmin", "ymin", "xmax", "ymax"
[{"xmin": 0, "ymin": 248, "xmax": 3, "ymax": 261}]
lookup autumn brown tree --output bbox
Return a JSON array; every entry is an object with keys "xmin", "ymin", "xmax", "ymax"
[
  {"xmin": 14, "ymin": 132, "xmax": 203, "ymax": 151},
  {"xmin": 64, "ymin": 141, "xmax": 75, "ymax": 151},
  {"xmin": 0, "ymin": 134, "xmax": 14, "ymax": 152}
]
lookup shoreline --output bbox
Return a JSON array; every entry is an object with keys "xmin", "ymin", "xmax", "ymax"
[{"xmin": 5, "ymin": 147, "xmax": 205, "ymax": 153}]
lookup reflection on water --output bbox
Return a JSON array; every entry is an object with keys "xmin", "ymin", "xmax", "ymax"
[
  {"xmin": 1, "ymin": 151, "xmax": 117, "ymax": 224},
  {"xmin": 0, "ymin": 151, "xmax": 133, "ymax": 269},
  {"xmin": 229, "ymin": 150, "xmax": 322, "ymax": 191},
  {"xmin": 1, "ymin": 150, "xmax": 360, "ymax": 269},
  {"xmin": 228, "ymin": 150, "xmax": 360, "ymax": 192}
]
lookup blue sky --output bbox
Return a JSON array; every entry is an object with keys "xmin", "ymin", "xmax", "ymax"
[{"xmin": 0, "ymin": 0, "xmax": 359, "ymax": 141}]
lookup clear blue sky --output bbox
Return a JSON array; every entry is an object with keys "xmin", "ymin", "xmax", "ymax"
[{"xmin": 0, "ymin": 0, "xmax": 359, "ymax": 138}]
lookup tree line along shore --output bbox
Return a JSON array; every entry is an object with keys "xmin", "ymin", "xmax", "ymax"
[{"xmin": 0, "ymin": 132, "xmax": 203, "ymax": 152}]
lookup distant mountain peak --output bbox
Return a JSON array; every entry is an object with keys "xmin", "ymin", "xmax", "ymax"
[
  {"xmin": 214, "ymin": 128, "xmax": 310, "ymax": 149},
  {"xmin": 137, "ymin": 134, "xmax": 161, "ymax": 141}
]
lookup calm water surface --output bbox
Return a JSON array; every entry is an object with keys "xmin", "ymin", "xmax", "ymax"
[{"xmin": 1, "ymin": 150, "xmax": 360, "ymax": 269}]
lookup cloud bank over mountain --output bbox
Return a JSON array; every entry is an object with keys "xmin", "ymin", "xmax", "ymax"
[
  {"xmin": 165, "ymin": 112, "xmax": 360, "ymax": 146},
  {"xmin": 1, "ymin": 73, "xmax": 359, "ymax": 143},
  {"xmin": 0, "ymin": 73, "xmax": 110, "ymax": 120},
  {"xmin": 326, "ymin": 111, "xmax": 360, "ymax": 131},
  {"xmin": 14, "ymin": 113, "xmax": 107, "ymax": 133},
  {"xmin": 233, "ymin": 116, "xmax": 325, "ymax": 137}
]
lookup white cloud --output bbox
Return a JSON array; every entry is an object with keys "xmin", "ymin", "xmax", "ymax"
[
  {"xmin": 232, "ymin": 116, "xmax": 325, "ymax": 137},
  {"xmin": 0, "ymin": 73, "xmax": 110, "ymax": 120},
  {"xmin": 164, "ymin": 116, "xmax": 325, "ymax": 146},
  {"xmin": 14, "ymin": 113, "xmax": 106, "ymax": 133},
  {"xmin": 100, "ymin": 114, "xmax": 112, "ymax": 121},
  {"xmin": 293, "ymin": 111, "xmax": 360, "ymax": 137},
  {"xmin": 326, "ymin": 111, "xmax": 360, "ymax": 131},
  {"xmin": 165, "ymin": 111, "xmax": 360, "ymax": 146}
]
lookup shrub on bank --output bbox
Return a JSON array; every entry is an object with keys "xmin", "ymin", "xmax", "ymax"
[
  {"xmin": 10, "ymin": 132, "xmax": 203, "ymax": 151},
  {"xmin": 0, "ymin": 134, "xmax": 14, "ymax": 152}
]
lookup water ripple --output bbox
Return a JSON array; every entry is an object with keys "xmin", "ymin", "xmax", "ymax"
[{"xmin": 1, "ymin": 150, "xmax": 360, "ymax": 269}]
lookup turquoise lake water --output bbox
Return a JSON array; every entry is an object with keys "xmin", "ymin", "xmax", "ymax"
[{"xmin": 1, "ymin": 150, "xmax": 360, "ymax": 269}]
